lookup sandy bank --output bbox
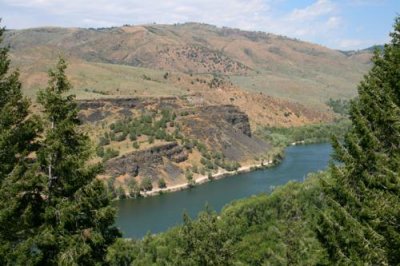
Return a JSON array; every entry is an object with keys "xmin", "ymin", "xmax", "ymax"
[{"xmin": 140, "ymin": 160, "xmax": 274, "ymax": 197}]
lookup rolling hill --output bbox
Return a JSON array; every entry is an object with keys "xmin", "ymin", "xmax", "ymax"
[
  {"xmin": 2, "ymin": 23, "xmax": 373, "ymax": 191},
  {"xmin": 4, "ymin": 23, "xmax": 371, "ymax": 110}
]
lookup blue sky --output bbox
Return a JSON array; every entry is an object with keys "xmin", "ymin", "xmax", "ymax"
[{"xmin": 0, "ymin": 0, "xmax": 399, "ymax": 50}]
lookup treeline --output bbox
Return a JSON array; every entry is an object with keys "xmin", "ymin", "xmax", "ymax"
[
  {"xmin": 105, "ymin": 173, "xmax": 329, "ymax": 265},
  {"xmin": 326, "ymin": 98, "xmax": 351, "ymax": 116},
  {"xmin": 257, "ymin": 119, "xmax": 351, "ymax": 147}
]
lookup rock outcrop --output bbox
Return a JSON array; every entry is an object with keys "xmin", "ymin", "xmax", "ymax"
[
  {"xmin": 77, "ymin": 97, "xmax": 182, "ymax": 122},
  {"xmin": 198, "ymin": 105, "xmax": 252, "ymax": 137},
  {"xmin": 105, "ymin": 142, "xmax": 188, "ymax": 178},
  {"xmin": 179, "ymin": 105, "xmax": 269, "ymax": 161}
]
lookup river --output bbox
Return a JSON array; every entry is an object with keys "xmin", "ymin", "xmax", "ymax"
[{"xmin": 116, "ymin": 143, "xmax": 332, "ymax": 238}]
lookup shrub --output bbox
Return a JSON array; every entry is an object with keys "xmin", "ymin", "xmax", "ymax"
[
  {"xmin": 148, "ymin": 136, "xmax": 155, "ymax": 144},
  {"xmin": 96, "ymin": 146, "xmax": 105, "ymax": 157},
  {"xmin": 140, "ymin": 177, "xmax": 153, "ymax": 191},
  {"xmin": 99, "ymin": 136, "xmax": 110, "ymax": 146},
  {"xmin": 158, "ymin": 178, "xmax": 167, "ymax": 189},
  {"xmin": 185, "ymin": 170, "xmax": 193, "ymax": 181},
  {"xmin": 132, "ymin": 141, "xmax": 140, "ymax": 149},
  {"xmin": 102, "ymin": 148, "xmax": 119, "ymax": 162}
]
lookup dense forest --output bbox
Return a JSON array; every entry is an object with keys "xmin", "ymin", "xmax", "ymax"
[{"xmin": 0, "ymin": 17, "xmax": 399, "ymax": 265}]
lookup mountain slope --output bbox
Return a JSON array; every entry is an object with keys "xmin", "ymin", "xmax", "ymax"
[{"xmin": 4, "ymin": 23, "xmax": 371, "ymax": 109}]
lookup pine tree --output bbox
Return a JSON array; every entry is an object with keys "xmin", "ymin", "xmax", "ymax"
[
  {"xmin": 318, "ymin": 17, "xmax": 400, "ymax": 265},
  {"xmin": 0, "ymin": 23, "xmax": 42, "ymax": 264},
  {"xmin": 0, "ymin": 58, "xmax": 120, "ymax": 264},
  {"xmin": 0, "ymin": 23, "xmax": 40, "ymax": 183}
]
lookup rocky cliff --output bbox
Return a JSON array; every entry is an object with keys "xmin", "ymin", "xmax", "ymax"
[
  {"xmin": 198, "ymin": 105, "xmax": 252, "ymax": 137},
  {"xmin": 179, "ymin": 105, "xmax": 269, "ymax": 161},
  {"xmin": 105, "ymin": 142, "xmax": 188, "ymax": 179},
  {"xmin": 78, "ymin": 97, "xmax": 271, "ymax": 188}
]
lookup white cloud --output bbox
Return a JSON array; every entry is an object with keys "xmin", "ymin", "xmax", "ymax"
[
  {"xmin": 336, "ymin": 39, "xmax": 368, "ymax": 50},
  {"xmin": 287, "ymin": 0, "xmax": 335, "ymax": 21},
  {"xmin": 1, "ymin": 0, "xmax": 268, "ymax": 27},
  {"xmin": 262, "ymin": 0, "xmax": 340, "ymax": 40},
  {"xmin": 347, "ymin": 0, "xmax": 387, "ymax": 6},
  {"xmin": 326, "ymin": 16, "xmax": 342, "ymax": 29}
]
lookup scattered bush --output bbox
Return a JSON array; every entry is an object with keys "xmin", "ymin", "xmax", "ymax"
[
  {"xmin": 96, "ymin": 146, "xmax": 105, "ymax": 157},
  {"xmin": 140, "ymin": 177, "xmax": 153, "ymax": 192},
  {"xmin": 158, "ymin": 178, "xmax": 167, "ymax": 189},
  {"xmin": 102, "ymin": 148, "xmax": 119, "ymax": 162}
]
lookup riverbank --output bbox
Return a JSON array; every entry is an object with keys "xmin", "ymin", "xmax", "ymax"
[
  {"xmin": 141, "ymin": 160, "xmax": 274, "ymax": 197},
  {"xmin": 116, "ymin": 143, "xmax": 332, "ymax": 238},
  {"xmin": 117, "ymin": 139, "xmax": 324, "ymax": 199}
]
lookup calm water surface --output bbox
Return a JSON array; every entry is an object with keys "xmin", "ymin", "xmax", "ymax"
[{"xmin": 116, "ymin": 143, "xmax": 332, "ymax": 238}]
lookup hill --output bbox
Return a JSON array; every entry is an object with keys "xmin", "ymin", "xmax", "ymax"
[
  {"xmin": 2, "ymin": 23, "xmax": 372, "ymax": 192},
  {"xmin": 4, "ymin": 23, "xmax": 371, "ymax": 109}
]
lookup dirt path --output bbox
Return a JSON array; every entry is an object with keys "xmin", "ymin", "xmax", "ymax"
[{"xmin": 142, "ymin": 160, "xmax": 273, "ymax": 197}]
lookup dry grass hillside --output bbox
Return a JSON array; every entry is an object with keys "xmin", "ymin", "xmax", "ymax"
[{"xmin": 5, "ymin": 23, "xmax": 371, "ymax": 110}]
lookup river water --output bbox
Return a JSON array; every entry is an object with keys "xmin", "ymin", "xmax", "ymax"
[{"xmin": 116, "ymin": 143, "xmax": 332, "ymax": 238}]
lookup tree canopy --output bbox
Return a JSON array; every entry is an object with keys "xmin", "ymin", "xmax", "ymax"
[
  {"xmin": 0, "ymin": 39, "xmax": 120, "ymax": 263},
  {"xmin": 318, "ymin": 17, "xmax": 400, "ymax": 265}
]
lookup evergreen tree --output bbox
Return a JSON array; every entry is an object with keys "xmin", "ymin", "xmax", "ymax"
[
  {"xmin": 318, "ymin": 17, "xmax": 400, "ymax": 265},
  {"xmin": 0, "ymin": 23, "xmax": 40, "ymax": 183},
  {"xmin": 0, "ymin": 58, "xmax": 120, "ymax": 264},
  {"xmin": 0, "ymin": 23, "xmax": 42, "ymax": 264}
]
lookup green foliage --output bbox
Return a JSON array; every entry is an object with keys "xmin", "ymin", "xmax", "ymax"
[
  {"xmin": 0, "ymin": 58, "xmax": 120, "ymax": 264},
  {"xmin": 258, "ymin": 119, "xmax": 351, "ymax": 147},
  {"xmin": 317, "ymin": 17, "xmax": 400, "ymax": 265},
  {"xmin": 132, "ymin": 141, "xmax": 140, "ymax": 149},
  {"xmin": 116, "ymin": 186, "xmax": 127, "ymax": 199},
  {"xmin": 208, "ymin": 75, "xmax": 224, "ymax": 88},
  {"xmin": 106, "ymin": 239, "xmax": 138, "ymax": 265},
  {"xmin": 126, "ymin": 178, "xmax": 140, "ymax": 198},
  {"xmin": 107, "ymin": 174, "xmax": 329, "ymax": 265},
  {"xmin": 326, "ymin": 98, "xmax": 350, "ymax": 116},
  {"xmin": 185, "ymin": 169, "xmax": 193, "ymax": 181},
  {"xmin": 115, "ymin": 132, "xmax": 127, "ymax": 142},
  {"xmin": 148, "ymin": 135, "xmax": 155, "ymax": 144},
  {"xmin": 102, "ymin": 147, "xmax": 119, "ymax": 162},
  {"xmin": 140, "ymin": 177, "xmax": 153, "ymax": 191},
  {"xmin": 99, "ymin": 135, "xmax": 110, "ymax": 146},
  {"xmin": 178, "ymin": 209, "xmax": 235, "ymax": 265},
  {"xmin": 0, "ymin": 26, "xmax": 41, "ymax": 183},
  {"xmin": 158, "ymin": 178, "xmax": 167, "ymax": 189},
  {"xmin": 102, "ymin": 109, "xmax": 176, "ymax": 149},
  {"xmin": 96, "ymin": 145, "xmax": 105, "ymax": 157}
]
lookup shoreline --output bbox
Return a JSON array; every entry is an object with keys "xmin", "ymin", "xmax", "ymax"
[
  {"xmin": 140, "ymin": 159, "xmax": 274, "ymax": 197},
  {"xmin": 116, "ymin": 140, "xmax": 326, "ymax": 200}
]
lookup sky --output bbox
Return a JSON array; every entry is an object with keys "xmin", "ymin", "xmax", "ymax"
[{"xmin": 0, "ymin": 0, "xmax": 399, "ymax": 50}]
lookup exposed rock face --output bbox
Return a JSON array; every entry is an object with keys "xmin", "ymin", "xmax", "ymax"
[
  {"xmin": 180, "ymin": 105, "xmax": 269, "ymax": 161},
  {"xmin": 78, "ymin": 97, "xmax": 180, "ymax": 111},
  {"xmin": 78, "ymin": 98, "xmax": 143, "ymax": 110},
  {"xmin": 105, "ymin": 142, "xmax": 187, "ymax": 178},
  {"xmin": 77, "ymin": 97, "xmax": 182, "ymax": 122},
  {"xmin": 78, "ymin": 97, "xmax": 270, "ymax": 181},
  {"xmin": 198, "ymin": 105, "xmax": 252, "ymax": 137}
]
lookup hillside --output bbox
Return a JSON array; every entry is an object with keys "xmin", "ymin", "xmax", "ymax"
[
  {"xmin": 4, "ymin": 23, "xmax": 371, "ymax": 109},
  {"xmin": 3, "ymin": 23, "xmax": 372, "ymax": 194}
]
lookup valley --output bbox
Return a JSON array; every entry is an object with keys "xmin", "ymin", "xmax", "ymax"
[{"xmin": 3, "ymin": 22, "xmax": 372, "ymax": 197}]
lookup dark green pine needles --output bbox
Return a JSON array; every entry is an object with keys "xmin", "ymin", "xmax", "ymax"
[
  {"xmin": 0, "ymin": 27, "xmax": 120, "ymax": 264},
  {"xmin": 318, "ymin": 17, "xmax": 400, "ymax": 265}
]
